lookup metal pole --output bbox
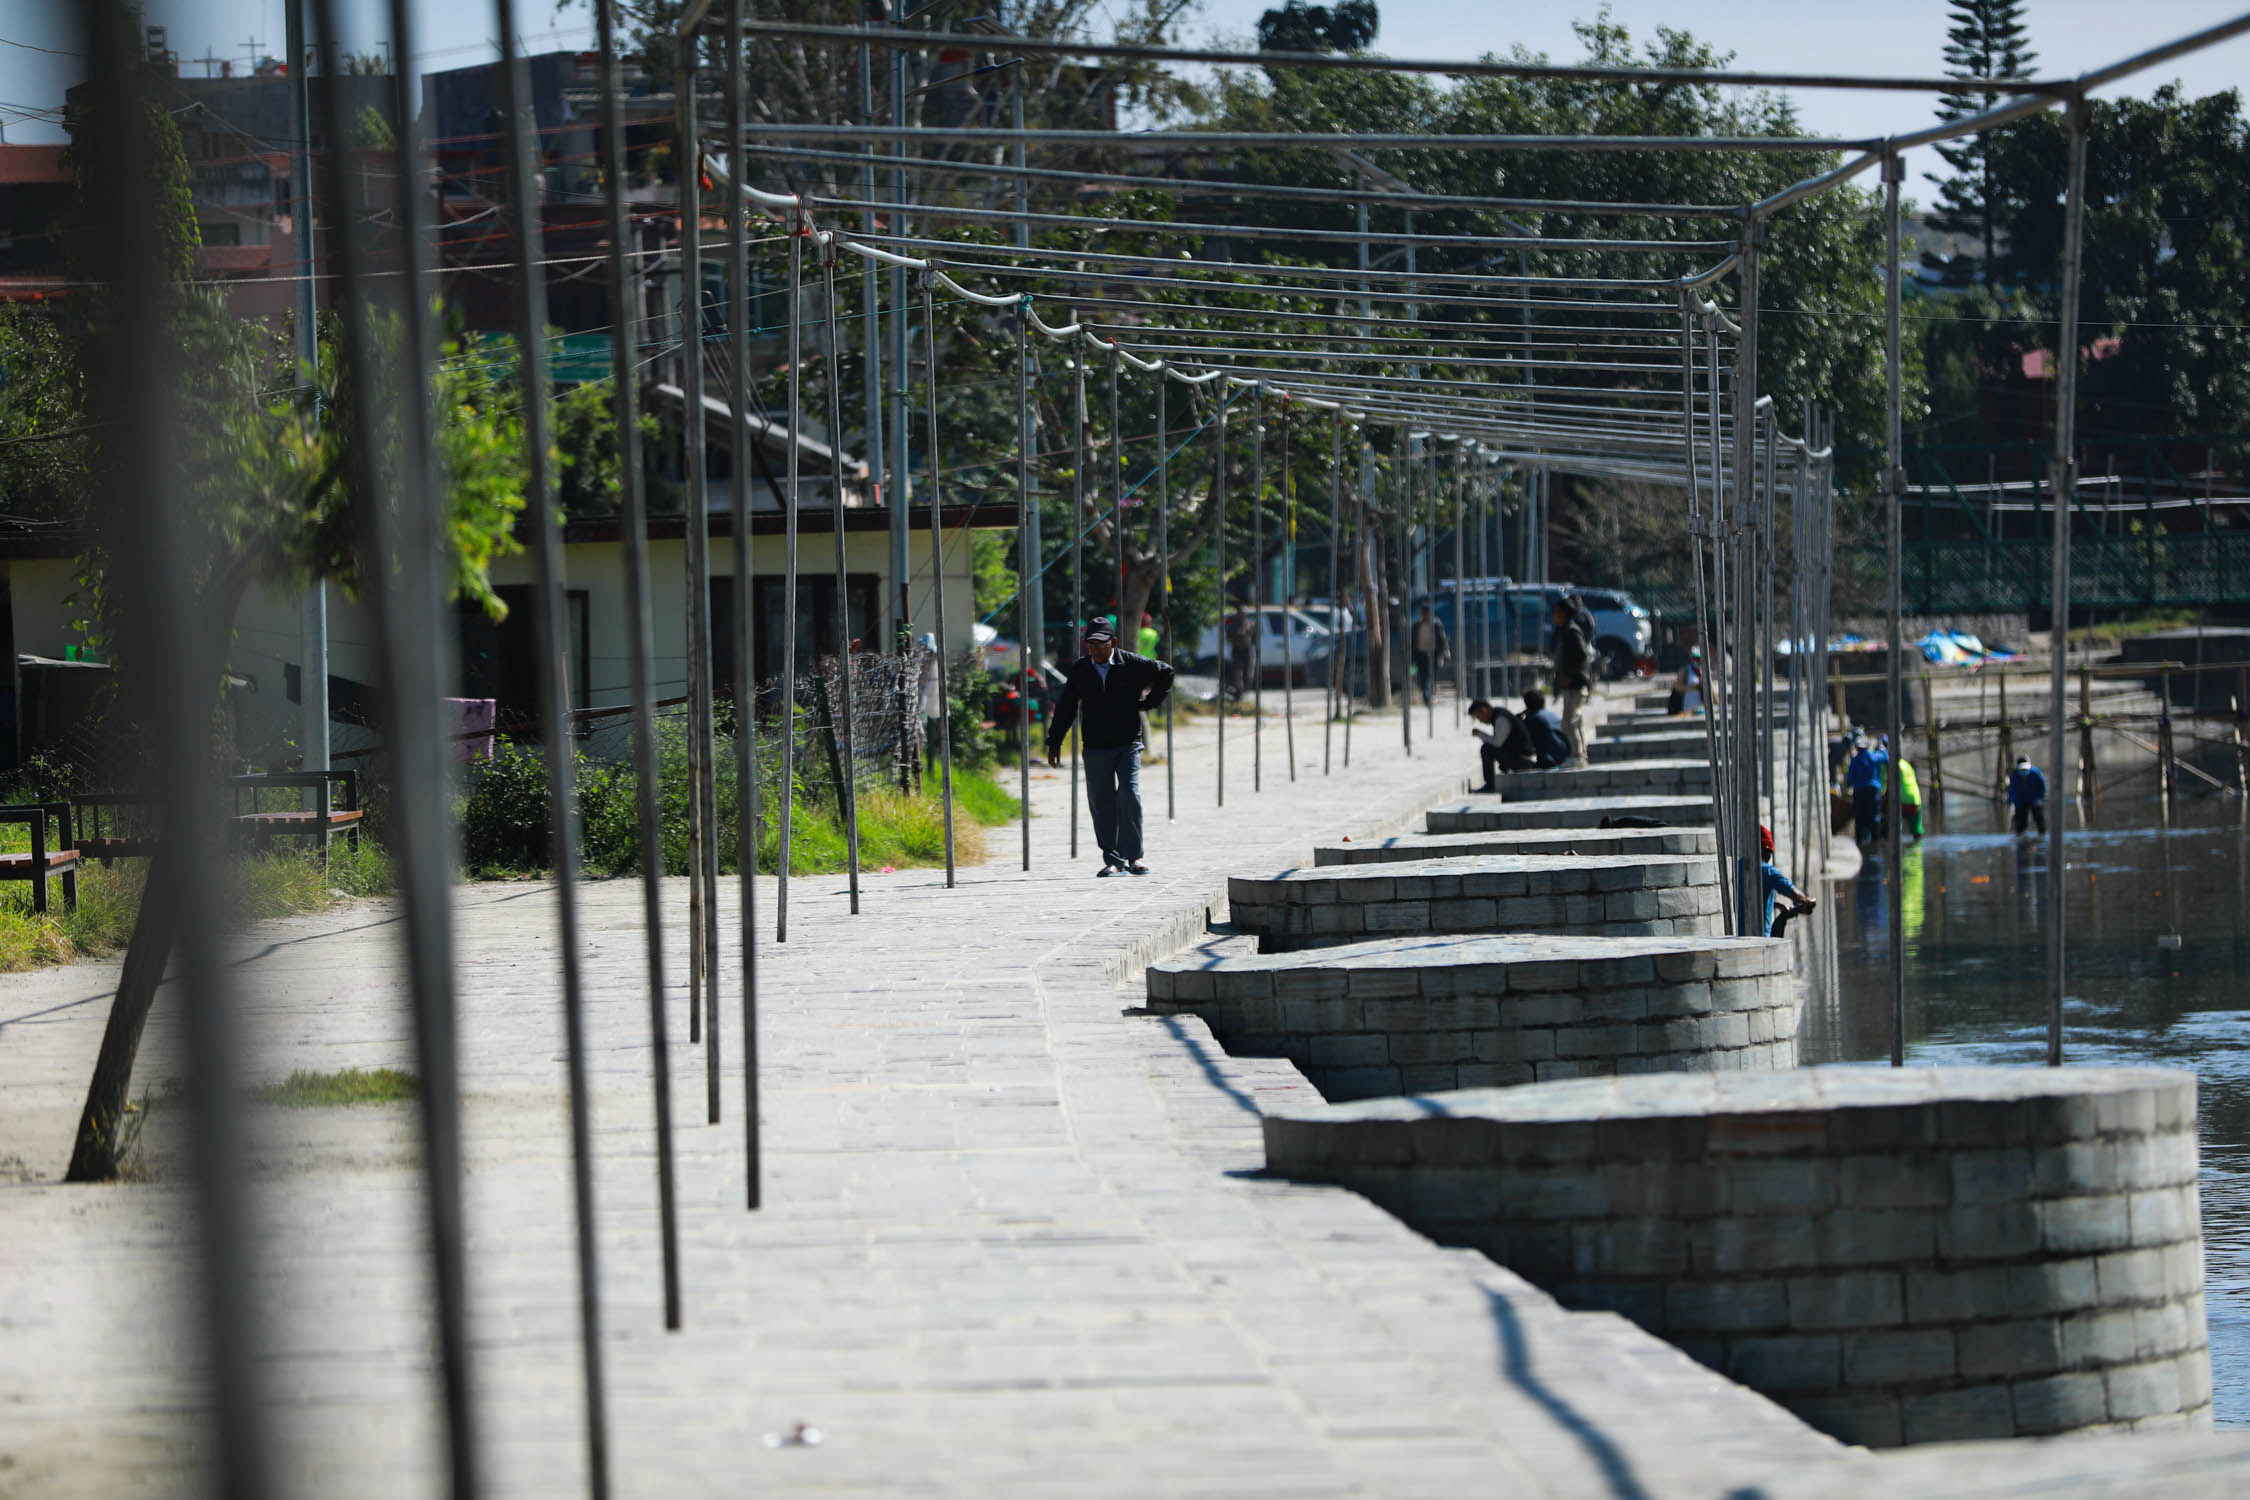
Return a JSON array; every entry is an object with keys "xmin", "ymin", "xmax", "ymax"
[
  {"xmin": 1452, "ymin": 440, "xmax": 1466, "ymax": 724},
  {"xmin": 594, "ymin": 0, "xmax": 681, "ymax": 1322},
  {"xmin": 1733, "ymin": 228, "xmax": 1764, "ymax": 936},
  {"xmin": 1882, "ymin": 149, "xmax": 1906, "ymax": 1065},
  {"xmin": 1109, "ymin": 347, "xmax": 1125, "ymax": 635},
  {"xmin": 1015, "ymin": 305, "xmax": 1034, "ymax": 870},
  {"xmin": 1071, "ymin": 337, "xmax": 1085, "ymax": 851},
  {"xmin": 777, "ymin": 216, "xmax": 804, "ymax": 940},
  {"xmin": 1159, "ymin": 374, "xmax": 1175, "ymax": 817},
  {"xmin": 1252, "ymin": 392, "xmax": 1265, "ymax": 791},
  {"xmin": 1399, "ymin": 436, "xmax": 1413, "ymax": 755},
  {"xmin": 2049, "ymin": 98, "xmax": 2091, "ymax": 1067},
  {"xmin": 820, "ymin": 243, "xmax": 864, "ymax": 912},
  {"xmin": 858, "ymin": 26, "xmax": 893, "ymax": 641},
  {"xmin": 1282, "ymin": 400, "xmax": 1298, "ymax": 779},
  {"xmin": 286, "ymin": 0, "xmax": 327, "ymax": 781},
  {"xmin": 1326, "ymin": 414, "xmax": 1342, "ymax": 774},
  {"xmin": 324, "ymin": 0, "xmax": 481, "ymax": 1475},
  {"xmin": 724, "ymin": 0, "xmax": 761, "ymax": 1209},
  {"xmin": 920, "ymin": 274, "xmax": 957, "ymax": 885},
  {"xmin": 890, "ymin": 39, "xmax": 911, "ymax": 640},
  {"xmin": 83, "ymin": 8, "xmax": 272, "ymax": 1492},
  {"xmin": 494, "ymin": 5, "xmax": 609, "ymax": 1484},
  {"xmin": 677, "ymin": 24, "xmax": 720, "ymax": 1115},
  {"xmin": 1424, "ymin": 439, "xmax": 1437, "ymax": 742},
  {"xmin": 1215, "ymin": 394, "xmax": 1229, "ymax": 805}
]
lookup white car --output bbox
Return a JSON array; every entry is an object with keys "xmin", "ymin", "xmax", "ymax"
[{"xmin": 1193, "ymin": 605, "xmax": 1334, "ymax": 684}]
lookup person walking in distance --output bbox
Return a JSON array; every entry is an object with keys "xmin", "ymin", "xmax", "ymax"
[
  {"xmin": 1550, "ymin": 595, "xmax": 1594, "ymax": 766},
  {"xmin": 1048, "ymin": 618, "xmax": 1176, "ymax": 875},
  {"xmin": 1411, "ymin": 603, "xmax": 1450, "ymax": 709},
  {"xmin": 1845, "ymin": 733, "xmax": 1887, "ymax": 845},
  {"xmin": 2006, "ymin": 754, "xmax": 2048, "ymax": 837},
  {"xmin": 1225, "ymin": 602, "xmax": 1258, "ymax": 702}
]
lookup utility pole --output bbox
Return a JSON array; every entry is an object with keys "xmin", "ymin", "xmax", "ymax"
[{"xmin": 288, "ymin": 0, "xmax": 327, "ymax": 775}]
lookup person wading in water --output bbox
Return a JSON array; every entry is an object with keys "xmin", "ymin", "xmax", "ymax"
[{"xmin": 1048, "ymin": 618, "xmax": 1176, "ymax": 875}]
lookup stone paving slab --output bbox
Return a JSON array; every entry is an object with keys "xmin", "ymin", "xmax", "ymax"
[
  {"xmin": 1427, "ymin": 794, "xmax": 1715, "ymax": 832},
  {"xmin": 0, "ymin": 693, "xmax": 1846, "ymax": 1500},
  {"xmin": 1314, "ymin": 827, "xmax": 1719, "ymax": 865}
]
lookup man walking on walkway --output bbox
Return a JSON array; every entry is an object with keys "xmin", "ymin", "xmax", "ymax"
[
  {"xmin": 1411, "ymin": 603, "xmax": 1450, "ymax": 708},
  {"xmin": 1049, "ymin": 618, "xmax": 1176, "ymax": 875}
]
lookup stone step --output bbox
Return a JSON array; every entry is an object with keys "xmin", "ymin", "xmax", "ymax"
[
  {"xmin": 1262, "ymin": 1065, "xmax": 2209, "ymax": 1450},
  {"xmin": 1315, "ymin": 826, "xmax": 1717, "ymax": 866},
  {"xmin": 1590, "ymin": 728, "xmax": 1712, "ymax": 763},
  {"xmin": 1428, "ymin": 794, "xmax": 1715, "ymax": 832},
  {"xmin": 1632, "ymin": 688, "xmax": 1801, "ymax": 712},
  {"xmin": 1603, "ymin": 712, "xmax": 1792, "ymax": 741},
  {"xmin": 1144, "ymin": 931, "xmax": 1797, "ymax": 1102},
  {"xmin": 1485, "ymin": 758, "xmax": 1714, "ymax": 801},
  {"xmin": 1229, "ymin": 853, "xmax": 1722, "ymax": 952}
]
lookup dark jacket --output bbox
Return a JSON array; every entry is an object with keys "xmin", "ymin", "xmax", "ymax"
[
  {"xmin": 1047, "ymin": 650, "xmax": 1176, "ymax": 753},
  {"xmin": 1553, "ymin": 615, "xmax": 1594, "ymax": 690},
  {"xmin": 1524, "ymin": 706, "xmax": 1569, "ymax": 767}
]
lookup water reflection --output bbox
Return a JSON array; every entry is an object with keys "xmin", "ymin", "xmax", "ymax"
[{"xmin": 1801, "ymin": 776, "xmax": 2250, "ymax": 1428}]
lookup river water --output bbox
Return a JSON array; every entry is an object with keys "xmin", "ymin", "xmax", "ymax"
[{"xmin": 1798, "ymin": 774, "xmax": 2250, "ymax": 1427}]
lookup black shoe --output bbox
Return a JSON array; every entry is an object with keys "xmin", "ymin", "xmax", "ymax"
[
  {"xmin": 1096, "ymin": 862, "xmax": 1118, "ymax": 877},
  {"xmin": 1127, "ymin": 860, "xmax": 1151, "ymax": 876}
]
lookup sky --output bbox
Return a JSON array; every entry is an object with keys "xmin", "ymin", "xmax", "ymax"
[{"xmin": 5, "ymin": 0, "xmax": 2248, "ymax": 192}]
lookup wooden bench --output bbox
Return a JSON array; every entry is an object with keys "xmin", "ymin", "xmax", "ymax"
[
  {"xmin": 229, "ymin": 771, "xmax": 362, "ymax": 857},
  {"xmin": 69, "ymin": 791, "xmax": 162, "ymax": 864},
  {"xmin": 0, "ymin": 803, "xmax": 81, "ymax": 913}
]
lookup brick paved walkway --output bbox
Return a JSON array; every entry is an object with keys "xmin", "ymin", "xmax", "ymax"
[{"xmin": 1, "ymin": 690, "xmax": 1848, "ymax": 1498}]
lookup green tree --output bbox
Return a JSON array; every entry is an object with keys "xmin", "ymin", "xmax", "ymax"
[
  {"xmin": 1985, "ymin": 86, "xmax": 2250, "ymax": 440},
  {"xmin": 1923, "ymin": 0, "xmax": 2038, "ymax": 285},
  {"xmin": 1257, "ymin": 1, "xmax": 1380, "ymax": 55}
]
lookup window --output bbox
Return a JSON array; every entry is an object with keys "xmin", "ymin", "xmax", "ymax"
[
  {"xmin": 455, "ymin": 586, "xmax": 589, "ymax": 736},
  {"xmin": 735, "ymin": 573, "xmax": 883, "ymax": 694}
]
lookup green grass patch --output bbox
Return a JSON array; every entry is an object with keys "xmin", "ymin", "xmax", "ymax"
[
  {"xmin": 952, "ymin": 769, "xmax": 1023, "ymax": 827},
  {"xmin": 254, "ymin": 1067, "xmax": 418, "ymax": 1108}
]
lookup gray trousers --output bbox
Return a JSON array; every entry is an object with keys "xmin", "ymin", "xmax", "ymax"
[{"xmin": 1083, "ymin": 741, "xmax": 1144, "ymax": 864}]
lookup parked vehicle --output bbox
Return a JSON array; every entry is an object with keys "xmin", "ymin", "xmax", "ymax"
[
  {"xmin": 1191, "ymin": 605, "xmax": 1335, "ymax": 685},
  {"xmin": 973, "ymin": 621, "xmax": 1024, "ymax": 677},
  {"xmin": 1423, "ymin": 581, "xmax": 1656, "ymax": 680}
]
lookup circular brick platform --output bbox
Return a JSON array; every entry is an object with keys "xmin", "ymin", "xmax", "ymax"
[
  {"xmin": 1426, "ymin": 794, "xmax": 1714, "ymax": 832},
  {"xmin": 1263, "ymin": 1067, "xmax": 2210, "ymax": 1447},
  {"xmin": 1314, "ymin": 826, "xmax": 1717, "ymax": 866},
  {"xmin": 1144, "ymin": 932, "xmax": 1797, "ymax": 1101},
  {"xmin": 1229, "ymin": 854, "xmax": 1721, "ymax": 952}
]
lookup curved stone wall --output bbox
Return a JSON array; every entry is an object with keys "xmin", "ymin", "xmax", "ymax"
[
  {"xmin": 1145, "ymin": 932, "xmax": 1797, "ymax": 1101},
  {"xmin": 1262, "ymin": 1068, "xmax": 2210, "ymax": 1446},
  {"xmin": 1313, "ymin": 826, "xmax": 1717, "ymax": 866},
  {"xmin": 1425, "ymin": 794, "xmax": 1714, "ymax": 833},
  {"xmin": 1228, "ymin": 854, "xmax": 1721, "ymax": 952}
]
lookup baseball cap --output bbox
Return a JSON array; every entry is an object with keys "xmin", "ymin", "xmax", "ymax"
[{"xmin": 1082, "ymin": 619, "xmax": 1116, "ymax": 643}]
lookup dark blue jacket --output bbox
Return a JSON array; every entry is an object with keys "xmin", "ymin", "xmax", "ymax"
[
  {"xmin": 1524, "ymin": 707, "xmax": 1569, "ymax": 767},
  {"xmin": 1845, "ymin": 746, "xmax": 1887, "ymax": 791},
  {"xmin": 2007, "ymin": 763, "xmax": 2048, "ymax": 808}
]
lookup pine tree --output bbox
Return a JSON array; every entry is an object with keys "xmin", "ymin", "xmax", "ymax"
[{"xmin": 1924, "ymin": 0, "xmax": 2038, "ymax": 285}]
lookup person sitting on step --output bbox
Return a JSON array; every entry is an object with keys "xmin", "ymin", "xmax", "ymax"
[{"xmin": 1468, "ymin": 698, "xmax": 1535, "ymax": 790}]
